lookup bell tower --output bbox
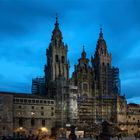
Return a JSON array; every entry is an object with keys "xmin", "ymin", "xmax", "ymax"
[
  {"xmin": 92, "ymin": 27, "xmax": 112, "ymax": 96},
  {"xmin": 45, "ymin": 16, "xmax": 70, "ymax": 86},
  {"xmin": 91, "ymin": 27, "xmax": 113, "ymax": 121}
]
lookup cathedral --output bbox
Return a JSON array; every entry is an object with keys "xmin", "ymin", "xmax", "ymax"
[
  {"xmin": 42, "ymin": 16, "xmax": 121, "ymax": 126},
  {"xmin": 0, "ymin": 16, "xmax": 140, "ymax": 137}
]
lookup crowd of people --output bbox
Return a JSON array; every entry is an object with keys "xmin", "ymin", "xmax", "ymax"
[{"xmin": 1, "ymin": 131, "xmax": 140, "ymax": 140}]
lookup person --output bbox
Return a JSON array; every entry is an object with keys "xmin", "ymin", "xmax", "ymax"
[
  {"xmin": 117, "ymin": 133, "xmax": 122, "ymax": 140},
  {"xmin": 68, "ymin": 125, "xmax": 77, "ymax": 140},
  {"xmin": 89, "ymin": 134, "xmax": 92, "ymax": 139},
  {"xmin": 134, "ymin": 132, "xmax": 137, "ymax": 140},
  {"xmin": 96, "ymin": 135, "xmax": 99, "ymax": 140},
  {"xmin": 69, "ymin": 133, "xmax": 77, "ymax": 140},
  {"xmin": 138, "ymin": 132, "xmax": 140, "ymax": 139}
]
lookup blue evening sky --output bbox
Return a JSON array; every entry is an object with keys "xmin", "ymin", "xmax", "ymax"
[{"xmin": 0, "ymin": 0, "xmax": 140, "ymax": 104}]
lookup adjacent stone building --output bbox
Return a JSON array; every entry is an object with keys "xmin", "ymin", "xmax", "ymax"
[
  {"xmin": 126, "ymin": 103, "xmax": 140, "ymax": 135},
  {"xmin": 117, "ymin": 102, "xmax": 140, "ymax": 135},
  {"xmin": 0, "ymin": 92, "xmax": 55, "ymax": 137}
]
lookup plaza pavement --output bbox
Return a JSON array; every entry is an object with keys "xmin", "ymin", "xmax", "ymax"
[
  {"xmin": 57, "ymin": 137, "xmax": 137, "ymax": 140},
  {"xmin": 78, "ymin": 137, "xmax": 136, "ymax": 140}
]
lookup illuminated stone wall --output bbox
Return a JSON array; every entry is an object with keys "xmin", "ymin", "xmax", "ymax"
[{"xmin": 13, "ymin": 95, "xmax": 55, "ymax": 135}]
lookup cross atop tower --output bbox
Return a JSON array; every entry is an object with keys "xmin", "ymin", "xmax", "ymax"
[
  {"xmin": 55, "ymin": 13, "xmax": 59, "ymax": 29},
  {"xmin": 83, "ymin": 45, "xmax": 85, "ymax": 52},
  {"xmin": 99, "ymin": 24, "xmax": 103, "ymax": 39},
  {"xmin": 56, "ymin": 13, "xmax": 58, "ymax": 21},
  {"xmin": 82, "ymin": 45, "xmax": 86, "ymax": 58}
]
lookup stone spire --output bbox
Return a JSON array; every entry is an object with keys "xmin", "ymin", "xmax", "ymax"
[
  {"xmin": 45, "ymin": 15, "xmax": 69, "ymax": 84},
  {"xmin": 95, "ymin": 25, "xmax": 108, "ymax": 55},
  {"xmin": 82, "ymin": 45, "xmax": 86, "ymax": 58},
  {"xmin": 99, "ymin": 25, "xmax": 103, "ymax": 40},
  {"xmin": 51, "ymin": 14, "xmax": 63, "ymax": 44},
  {"xmin": 54, "ymin": 13, "xmax": 59, "ymax": 30}
]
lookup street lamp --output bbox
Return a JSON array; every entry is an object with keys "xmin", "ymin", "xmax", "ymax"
[
  {"xmin": 19, "ymin": 127, "xmax": 23, "ymax": 131},
  {"xmin": 41, "ymin": 127, "xmax": 48, "ymax": 132}
]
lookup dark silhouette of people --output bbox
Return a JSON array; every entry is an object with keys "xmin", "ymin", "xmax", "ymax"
[
  {"xmin": 117, "ymin": 133, "xmax": 122, "ymax": 140},
  {"xmin": 69, "ymin": 125, "xmax": 77, "ymax": 140}
]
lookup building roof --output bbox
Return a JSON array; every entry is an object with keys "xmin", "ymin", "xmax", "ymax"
[
  {"xmin": 0, "ymin": 91, "xmax": 48, "ymax": 99},
  {"xmin": 128, "ymin": 103, "xmax": 140, "ymax": 107}
]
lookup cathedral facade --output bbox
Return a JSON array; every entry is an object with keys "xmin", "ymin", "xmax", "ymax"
[{"xmin": 43, "ymin": 17, "xmax": 121, "ymax": 129}]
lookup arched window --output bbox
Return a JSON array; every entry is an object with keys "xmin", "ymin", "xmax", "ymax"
[
  {"xmin": 42, "ymin": 119, "xmax": 45, "ymax": 126},
  {"xmin": 61, "ymin": 56, "xmax": 65, "ymax": 63},
  {"xmin": 19, "ymin": 118, "xmax": 23, "ymax": 126},
  {"xmin": 83, "ymin": 83, "xmax": 88, "ymax": 91},
  {"xmin": 31, "ymin": 118, "xmax": 35, "ymax": 126},
  {"xmin": 55, "ymin": 55, "xmax": 59, "ymax": 62},
  {"xmin": 107, "ymin": 63, "xmax": 110, "ymax": 67}
]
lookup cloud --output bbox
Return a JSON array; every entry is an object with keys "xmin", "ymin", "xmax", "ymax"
[
  {"xmin": 0, "ymin": 82, "xmax": 31, "ymax": 93},
  {"xmin": 122, "ymin": 79, "xmax": 140, "ymax": 99},
  {"xmin": 0, "ymin": 0, "xmax": 55, "ymax": 37},
  {"xmin": 0, "ymin": 57, "xmax": 44, "ymax": 93},
  {"xmin": 0, "ymin": 0, "xmax": 89, "ymax": 37},
  {"xmin": 0, "ymin": 0, "xmax": 140, "ymax": 103},
  {"xmin": 0, "ymin": 58, "xmax": 43, "ymax": 83},
  {"xmin": 127, "ymin": 97, "xmax": 140, "ymax": 104},
  {"xmin": 0, "ymin": 40, "xmax": 45, "ymax": 66}
]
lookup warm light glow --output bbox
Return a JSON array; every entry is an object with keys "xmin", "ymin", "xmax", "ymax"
[
  {"xmin": 41, "ymin": 127, "xmax": 48, "ymax": 132},
  {"xmin": 19, "ymin": 127, "xmax": 23, "ymax": 130},
  {"xmin": 31, "ymin": 112, "xmax": 35, "ymax": 115},
  {"xmin": 121, "ymin": 127, "xmax": 124, "ymax": 130}
]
